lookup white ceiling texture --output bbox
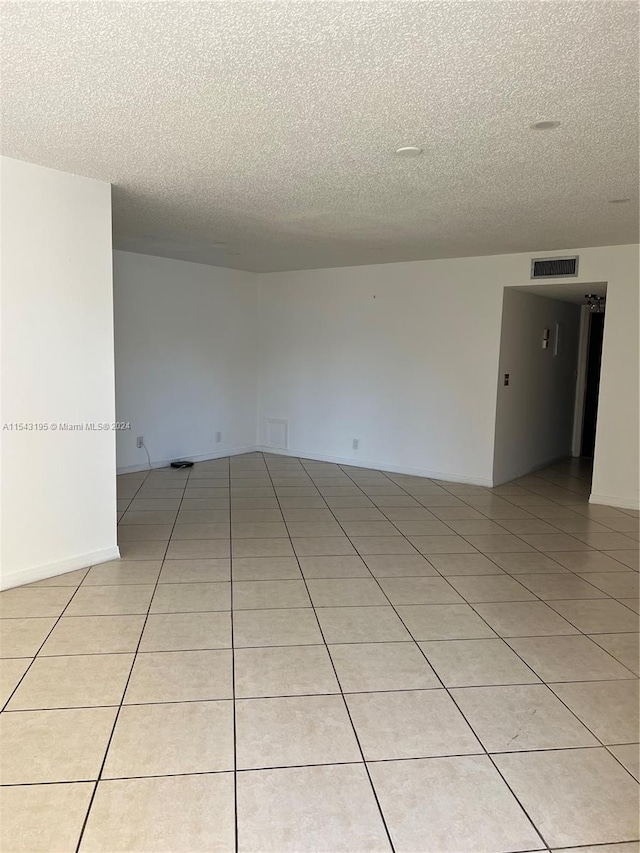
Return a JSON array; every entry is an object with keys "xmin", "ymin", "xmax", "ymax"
[{"xmin": 1, "ymin": 1, "xmax": 638, "ymax": 272}]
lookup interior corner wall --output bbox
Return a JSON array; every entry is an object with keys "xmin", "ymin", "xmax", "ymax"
[
  {"xmin": 256, "ymin": 244, "xmax": 639, "ymax": 506},
  {"xmin": 590, "ymin": 247, "xmax": 640, "ymax": 509},
  {"xmin": 113, "ymin": 251, "xmax": 259, "ymax": 472},
  {"xmin": 1, "ymin": 156, "xmax": 117, "ymax": 590},
  {"xmin": 492, "ymin": 289, "xmax": 581, "ymax": 486}
]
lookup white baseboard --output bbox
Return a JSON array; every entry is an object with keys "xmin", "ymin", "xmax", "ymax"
[
  {"xmin": 254, "ymin": 446, "xmax": 493, "ymax": 487},
  {"xmin": 0, "ymin": 545, "xmax": 121, "ymax": 592},
  {"xmin": 117, "ymin": 445, "xmax": 259, "ymax": 475},
  {"xmin": 589, "ymin": 493, "xmax": 640, "ymax": 511}
]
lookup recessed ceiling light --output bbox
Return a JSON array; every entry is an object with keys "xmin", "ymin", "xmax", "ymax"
[
  {"xmin": 609, "ymin": 198, "xmax": 631, "ymax": 204},
  {"xmin": 530, "ymin": 120, "xmax": 561, "ymax": 131},
  {"xmin": 395, "ymin": 145, "xmax": 423, "ymax": 157}
]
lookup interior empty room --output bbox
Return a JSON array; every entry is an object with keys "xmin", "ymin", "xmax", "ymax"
[{"xmin": 1, "ymin": 2, "xmax": 639, "ymax": 852}]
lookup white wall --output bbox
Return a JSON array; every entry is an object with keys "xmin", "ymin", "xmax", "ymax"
[
  {"xmin": 257, "ymin": 244, "xmax": 639, "ymax": 506},
  {"xmin": 113, "ymin": 251, "xmax": 258, "ymax": 472},
  {"xmin": 493, "ymin": 290, "xmax": 581, "ymax": 485},
  {"xmin": 1, "ymin": 156, "xmax": 117, "ymax": 589}
]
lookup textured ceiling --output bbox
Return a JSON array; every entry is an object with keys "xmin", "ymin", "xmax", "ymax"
[{"xmin": 2, "ymin": 1, "xmax": 638, "ymax": 272}]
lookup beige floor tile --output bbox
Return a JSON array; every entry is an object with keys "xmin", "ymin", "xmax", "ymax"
[
  {"xmin": 65, "ymin": 585, "xmax": 155, "ymax": 616},
  {"xmin": 420, "ymin": 638, "xmax": 540, "ymax": 687},
  {"xmin": 0, "ymin": 587, "xmax": 74, "ymax": 619},
  {"xmin": 171, "ymin": 522, "xmax": 230, "ymax": 539},
  {"xmin": 281, "ymin": 508, "xmax": 337, "ymax": 522},
  {"xmin": 329, "ymin": 641, "xmax": 438, "ymax": 692},
  {"xmin": 459, "ymin": 534, "xmax": 535, "ymax": 554},
  {"xmin": 316, "ymin": 605, "xmax": 412, "ymax": 643},
  {"xmin": 427, "ymin": 554, "xmax": 504, "ymax": 575},
  {"xmin": 291, "ymin": 536, "xmax": 358, "ymax": 556},
  {"xmin": 516, "ymin": 573, "xmax": 606, "ymax": 600},
  {"xmin": 507, "ymin": 636, "xmax": 635, "ymax": 682},
  {"xmin": 620, "ymin": 597, "xmax": 640, "ymax": 614},
  {"xmin": 180, "ymin": 498, "xmax": 229, "ymax": 511},
  {"xmin": 590, "ymin": 633, "xmax": 639, "ymax": 675},
  {"xmin": 232, "ymin": 579, "xmax": 311, "ymax": 609},
  {"xmin": 406, "ymin": 535, "xmax": 478, "ymax": 554},
  {"xmin": 0, "ymin": 617, "xmax": 56, "ymax": 657},
  {"xmin": 518, "ymin": 533, "xmax": 593, "ymax": 551},
  {"xmin": 103, "ymin": 700, "xmax": 234, "ymax": 778},
  {"xmin": 489, "ymin": 552, "xmax": 565, "ymax": 574},
  {"xmin": 0, "ymin": 706, "xmax": 117, "ymax": 783},
  {"xmin": 129, "ymin": 498, "xmax": 181, "ymax": 511},
  {"xmin": 230, "ymin": 522, "xmax": 287, "ymax": 538},
  {"xmin": 166, "ymin": 539, "xmax": 230, "ymax": 559},
  {"xmin": 27, "ymin": 568, "xmax": 89, "ymax": 587},
  {"xmin": 573, "ymin": 532, "xmax": 639, "ymax": 550},
  {"xmin": 577, "ymin": 572, "xmax": 639, "ymax": 598},
  {"xmin": 177, "ymin": 509, "xmax": 231, "ymax": 523},
  {"xmin": 286, "ymin": 521, "xmax": 345, "ymax": 538},
  {"xmin": 84, "ymin": 560, "xmax": 161, "ymax": 585},
  {"xmin": 120, "ymin": 510, "xmax": 177, "ymax": 525},
  {"xmin": 494, "ymin": 748, "xmax": 640, "ymax": 848},
  {"xmin": 446, "ymin": 519, "xmax": 508, "ymax": 535},
  {"xmin": 299, "ymin": 555, "xmax": 371, "ymax": 578},
  {"xmin": 340, "ymin": 521, "xmax": 404, "ymax": 536},
  {"xmin": 363, "ymin": 554, "xmax": 438, "ymax": 577},
  {"xmin": 1, "ymin": 782, "xmax": 94, "ymax": 853},
  {"xmin": 549, "ymin": 844, "xmax": 639, "ymax": 852},
  {"xmin": 7, "ymin": 653, "xmax": 133, "ymax": 710},
  {"xmin": 0, "ymin": 657, "xmax": 31, "ymax": 704},
  {"xmin": 554, "ymin": 551, "xmax": 637, "ymax": 572},
  {"xmin": 117, "ymin": 524, "xmax": 173, "ymax": 542},
  {"xmin": 431, "ymin": 506, "xmax": 488, "ymax": 520},
  {"xmin": 381, "ymin": 507, "xmax": 438, "ymax": 520},
  {"xmin": 376, "ymin": 576, "xmax": 461, "ymax": 605},
  {"xmin": 139, "ymin": 611, "xmax": 232, "ymax": 651},
  {"xmin": 605, "ymin": 551, "xmax": 640, "ymax": 570},
  {"xmin": 551, "ymin": 680, "xmax": 639, "ymax": 744},
  {"xmin": 232, "ymin": 509, "xmax": 284, "ymax": 523},
  {"xmin": 159, "ymin": 558, "xmax": 230, "ymax": 583},
  {"xmin": 118, "ymin": 541, "xmax": 168, "ymax": 560},
  {"xmin": 306, "ymin": 577, "xmax": 388, "ymax": 607},
  {"xmin": 150, "ymin": 581, "xmax": 230, "ymax": 613},
  {"xmin": 347, "ymin": 689, "xmax": 481, "ymax": 760},
  {"xmin": 236, "ymin": 694, "xmax": 361, "ymax": 769},
  {"xmin": 40, "ymin": 615, "xmax": 145, "ymax": 656},
  {"xmin": 451, "ymin": 684, "xmax": 598, "ymax": 751},
  {"xmin": 369, "ymin": 755, "xmax": 542, "ymax": 853},
  {"xmin": 497, "ymin": 518, "xmax": 560, "ymax": 535},
  {"xmin": 81, "ymin": 773, "xmax": 235, "ymax": 852},
  {"xmin": 124, "ymin": 649, "xmax": 232, "ymax": 703},
  {"xmin": 473, "ymin": 601, "xmax": 580, "ymax": 637},
  {"xmin": 231, "ymin": 556, "xmax": 302, "ymax": 580},
  {"xmin": 233, "ymin": 608, "xmax": 322, "ymax": 648},
  {"xmin": 445, "ymin": 575, "xmax": 536, "ymax": 602},
  {"xmin": 608, "ymin": 744, "xmax": 640, "ymax": 781},
  {"xmin": 232, "ymin": 538, "xmax": 295, "ymax": 558},
  {"xmin": 396, "ymin": 604, "xmax": 496, "ymax": 640},
  {"xmin": 234, "ymin": 644, "xmax": 339, "ymax": 697},
  {"xmin": 549, "ymin": 599, "xmax": 639, "ymax": 633},
  {"xmin": 237, "ymin": 763, "xmax": 391, "ymax": 852}
]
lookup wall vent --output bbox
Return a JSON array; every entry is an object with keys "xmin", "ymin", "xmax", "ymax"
[{"xmin": 530, "ymin": 256, "xmax": 579, "ymax": 279}]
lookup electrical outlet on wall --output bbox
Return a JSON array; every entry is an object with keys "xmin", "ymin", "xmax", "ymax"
[
  {"xmin": 136, "ymin": 436, "xmax": 144, "ymax": 448},
  {"xmin": 352, "ymin": 438, "xmax": 359, "ymax": 451},
  {"xmin": 215, "ymin": 431, "xmax": 222, "ymax": 443}
]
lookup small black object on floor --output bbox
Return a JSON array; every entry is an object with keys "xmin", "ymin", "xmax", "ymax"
[{"xmin": 171, "ymin": 461, "xmax": 194, "ymax": 469}]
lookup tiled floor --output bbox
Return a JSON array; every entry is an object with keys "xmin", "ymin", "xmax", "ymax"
[{"xmin": 1, "ymin": 454, "xmax": 638, "ymax": 852}]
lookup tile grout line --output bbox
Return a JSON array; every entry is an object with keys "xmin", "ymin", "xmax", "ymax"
[
  {"xmin": 260, "ymin": 452, "xmax": 399, "ymax": 853},
  {"xmin": 73, "ymin": 463, "xmax": 192, "ymax": 852}
]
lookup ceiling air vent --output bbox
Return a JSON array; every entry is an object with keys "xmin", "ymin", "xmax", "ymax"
[{"xmin": 530, "ymin": 256, "xmax": 579, "ymax": 279}]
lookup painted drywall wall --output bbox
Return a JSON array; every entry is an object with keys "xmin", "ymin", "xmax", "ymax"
[
  {"xmin": 1, "ymin": 156, "xmax": 117, "ymax": 589},
  {"xmin": 493, "ymin": 290, "xmax": 581, "ymax": 485},
  {"xmin": 257, "ymin": 244, "xmax": 639, "ymax": 506},
  {"xmin": 113, "ymin": 251, "xmax": 258, "ymax": 472}
]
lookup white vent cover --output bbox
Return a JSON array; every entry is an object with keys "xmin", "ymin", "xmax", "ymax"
[
  {"xmin": 531, "ymin": 256, "xmax": 579, "ymax": 278},
  {"xmin": 266, "ymin": 418, "xmax": 289, "ymax": 450}
]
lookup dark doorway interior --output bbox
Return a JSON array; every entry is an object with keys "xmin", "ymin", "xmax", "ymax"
[{"xmin": 581, "ymin": 311, "xmax": 605, "ymax": 458}]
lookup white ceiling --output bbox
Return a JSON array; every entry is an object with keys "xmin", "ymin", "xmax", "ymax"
[{"xmin": 2, "ymin": 1, "xmax": 638, "ymax": 273}]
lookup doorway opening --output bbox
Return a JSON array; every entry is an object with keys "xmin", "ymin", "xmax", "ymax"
[{"xmin": 493, "ymin": 281, "xmax": 607, "ymax": 492}]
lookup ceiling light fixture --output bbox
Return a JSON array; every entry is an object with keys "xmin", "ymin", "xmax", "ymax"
[
  {"xmin": 530, "ymin": 120, "xmax": 561, "ymax": 131},
  {"xmin": 395, "ymin": 145, "xmax": 423, "ymax": 157},
  {"xmin": 585, "ymin": 294, "xmax": 605, "ymax": 313}
]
